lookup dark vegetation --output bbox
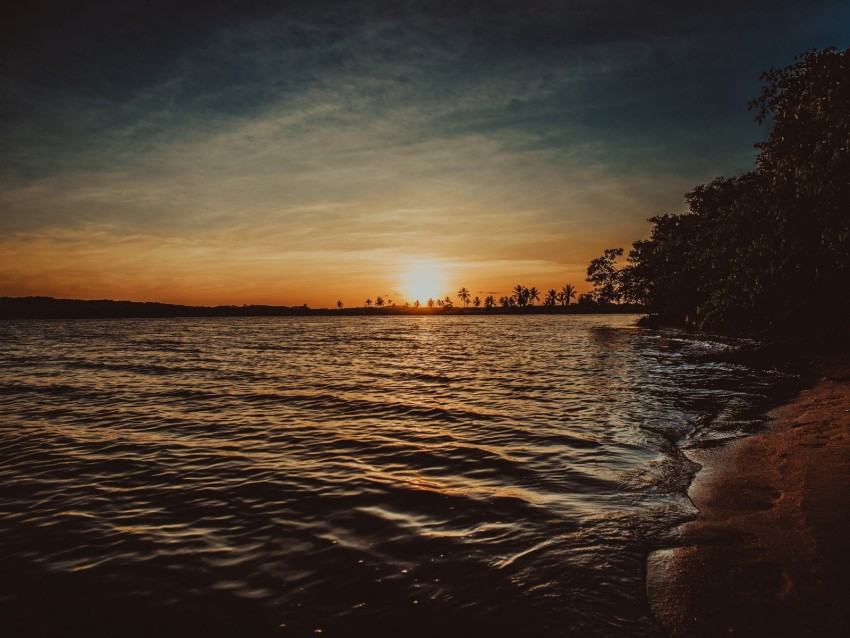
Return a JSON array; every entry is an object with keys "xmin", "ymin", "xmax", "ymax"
[
  {"xmin": 585, "ymin": 47, "xmax": 849, "ymax": 345},
  {"xmin": 0, "ymin": 296, "xmax": 643, "ymax": 319},
  {"xmin": 0, "ymin": 297, "xmax": 317, "ymax": 319}
]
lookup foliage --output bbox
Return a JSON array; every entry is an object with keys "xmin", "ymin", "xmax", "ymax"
[
  {"xmin": 586, "ymin": 248, "xmax": 624, "ymax": 304},
  {"xmin": 614, "ymin": 46, "xmax": 850, "ymax": 342}
]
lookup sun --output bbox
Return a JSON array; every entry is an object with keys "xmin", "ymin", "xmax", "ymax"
[{"xmin": 399, "ymin": 261, "xmax": 449, "ymax": 303}]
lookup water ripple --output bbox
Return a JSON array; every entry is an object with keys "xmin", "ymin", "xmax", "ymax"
[{"xmin": 0, "ymin": 315, "xmax": 797, "ymax": 637}]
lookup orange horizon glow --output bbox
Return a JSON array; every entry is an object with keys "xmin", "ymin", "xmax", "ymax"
[{"xmin": 0, "ymin": 216, "xmax": 641, "ymax": 308}]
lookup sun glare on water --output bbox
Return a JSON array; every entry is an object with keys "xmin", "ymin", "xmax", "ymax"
[{"xmin": 400, "ymin": 261, "xmax": 450, "ymax": 303}]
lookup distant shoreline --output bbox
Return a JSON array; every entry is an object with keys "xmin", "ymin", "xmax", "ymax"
[{"xmin": 0, "ymin": 296, "xmax": 645, "ymax": 320}]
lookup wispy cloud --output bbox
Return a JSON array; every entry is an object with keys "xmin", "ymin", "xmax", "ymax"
[{"xmin": 2, "ymin": 0, "xmax": 848, "ymax": 304}]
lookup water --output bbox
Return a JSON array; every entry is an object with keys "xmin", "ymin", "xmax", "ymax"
[{"xmin": 0, "ymin": 315, "xmax": 797, "ymax": 637}]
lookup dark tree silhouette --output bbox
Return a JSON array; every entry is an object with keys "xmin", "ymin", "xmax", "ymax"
[
  {"xmin": 512, "ymin": 285, "xmax": 528, "ymax": 307},
  {"xmin": 458, "ymin": 287, "xmax": 470, "ymax": 308},
  {"xmin": 616, "ymin": 46, "xmax": 850, "ymax": 341},
  {"xmin": 560, "ymin": 284, "xmax": 576, "ymax": 306},
  {"xmin": 587, "ymin": 248, "xmax": 624, "ymax": 304}
]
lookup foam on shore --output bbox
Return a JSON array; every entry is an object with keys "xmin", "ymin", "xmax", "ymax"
[{"xmin": 647, "ymin": 361, "xmax": 850, "ymax": 636}]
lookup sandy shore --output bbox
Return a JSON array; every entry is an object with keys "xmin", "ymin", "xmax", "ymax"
[{"xmin": 647, "ymin": 360, "xmax": 850, "ymax": 637}]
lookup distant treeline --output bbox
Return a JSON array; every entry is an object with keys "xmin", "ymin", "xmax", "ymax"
[
  {"xmin": 0, "ymin": 297, "xmax": 316, "ymax": 319},
  {"xmin": 583, "ymin": 47, "xmax": 850, "ymax": 344},
  {"xmin": 0, "ymin": 296, "xmax": 644, "ymax": 319}
]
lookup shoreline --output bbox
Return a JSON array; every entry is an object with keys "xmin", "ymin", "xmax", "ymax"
[
  {"xmin": 646, "ymin": 358, "xmax": 850, "ymax": 636},
  {"xmin": 0, "ymin": 296, "xmax": 645, "ymax": 319}
]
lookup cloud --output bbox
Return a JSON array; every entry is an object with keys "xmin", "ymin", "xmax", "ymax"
[{"xmin": 2, "ymin": 0, "xmax": 848, "ymax": 304}]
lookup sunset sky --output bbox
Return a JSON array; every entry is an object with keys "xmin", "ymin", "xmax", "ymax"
[{"xmin": 2, "ymin": 0, "xmax": 848, "ymax": 307}]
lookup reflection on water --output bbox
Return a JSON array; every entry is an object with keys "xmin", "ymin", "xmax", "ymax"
[{"xmin": 0, "ymin": 316, "xmax": 796, "ymax": 636}]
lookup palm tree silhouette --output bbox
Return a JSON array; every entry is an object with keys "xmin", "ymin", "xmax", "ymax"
[
  {"xmin": 427, "ymin": 298, "xmax": 434, "ymax": 308},
  {"xmin": 561, "ymin": 284, "xmax": 576, "ymax": 306},
  {"xmin": 336, "ymin": 300, "xmax": 344, "ymax": 310},
  {"xmin": 473, "ymin": 296, "xmax": 481, "ymax": 308},
  {"xmin": 443, "ymin": 296, "xmax": 453, "ymax": 308},
  {"xmin": 375, "ymin": 296, "xmax": 384, "ymax": 308},
  {"xmin": 485, "ymin": 295, "xmax": 495, "ymax": 309},
  {"xmin": 527, "ymin": 286, "xmax": 540, "ymax": 306},
  {"xmin": 414, "ymin": 300, "xmax": 420, "ymax": 308},
  {"xmin": 544, "ymin": 289, "xmax": 557, "ymax": 306},
  {"xmin": 365, "ymin": 299, "xmax": 373, "ymax": 308},
  {"xmin": 458, "ymin": 287, "xmax": 470, "ymax": 308},
  {"xmin": 512, "ymin": 285, "xmax": 528, "ymax": 307}
]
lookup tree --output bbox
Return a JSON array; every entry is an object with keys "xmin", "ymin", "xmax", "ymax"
[
  {"xmin": 443, "ymin": 296, "xmax": 453, "ymax": 308},
  {"xmin": 618, "ymin": 47, "xmax": 850, "ymax": 340},
  {"xmin": 458, "ymin": 287, "xmax": 470, "ymax": 307},
  {"xmin": 473, "ymin": 296, "xmax": 481, "ymax": 308},
  {"xmin": 512, "ymin": 285, "xmax": 528, "ymax": 307},
  {"xmin": 748, "ymin": 47, "xmax": 850, "ymax": 337},
  {"xmin": 375, "ymin": 296, "xmax": 384, "ymax": 308},
  {"xmin": 484, "ymin": 295, "xmax": 495, "ymax": 309},
  {"xmin": 577, "ymin": 293, "xmax": 597, "ymax": 307},
  {"xmin": 336, "ymin": 300, "xmax": 344, "ymax": 310},
  {"xmin": 586, "ymin": 248, "xmax": 624, "ymax": 304},
  {"xmin": 560, "ymin": 284, "xmax": 576, "ymax": 306},
  {"xmin": 544, "ymin": 289, "xmax": 557, "ymax": 306},
  {"xmin": 427, "ymin": 298, "xmax": 434, "ymax": 308},
  {"xmin": 527, "ymin": 286, "xmax": 540, "ymax": 306},
  {"xmin": 365, "ymin": 299, "xmax": 373, "ymax": 308},
  {"xmin": 414, "ymin": 300, "xmax": 420, "ymax": 308}
]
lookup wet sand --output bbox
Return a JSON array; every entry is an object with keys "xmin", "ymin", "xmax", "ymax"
[{"xmin": 647, "ymin": 361, "xmax": 850, "ymax": 637}]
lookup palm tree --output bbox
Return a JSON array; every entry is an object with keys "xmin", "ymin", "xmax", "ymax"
[
  {"xmin": 512, "ymin": 284, "xmax": 528, "ymax": 307},
  {"xmin": 527, "ymin": 286, "xmax": 540, "ymax": 306},
  {"xmin": 414, "ymin": 300, "xmax": 420, "ymax": 308},
  {"xmin": 485, "ymin": 295, "xmax": 495, "ymax": 309},
  {"xmin": 443, "ymin": 296, "xmax": 453, "ymax": 308},
  {"xmin": 544, "ymin": 289, "xmax": 557, "ymax": 306},
  {"xmin": 473, "ymin": 296, "xmax": 481, "ymax": 308},
  {"xmin": 427, "ymin": 298, "xmax": 434, "ymax": 308},
  {"xmin": 436, "ymin": 299, "xmax": 443, "ymax": 307},
  {"xmin": 561, "ymin": 284, "xmax": 576, "ymax": 306},
  {"xmin": 457, "ymin": 287, "xmax": 470, "ymax": 308},
  {"xmin": 375, "ymin": 296, "xmax": 384, "ymax": 308},
  {"xmin": 336, "ymin": 300, "xmax": 344, "ymax": 310},
  {"xmin": 365, "ymin": 298, "xmax": 373, "ymax": 308}
]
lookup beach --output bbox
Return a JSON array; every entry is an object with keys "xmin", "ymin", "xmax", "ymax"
[{"xmin": 647, "ymin": 359, "xmax": 850, "ymax": 636}]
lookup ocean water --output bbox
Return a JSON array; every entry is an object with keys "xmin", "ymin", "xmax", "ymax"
[{"xmin": 0, "ymin": 315, "xmax": 796, "ymax": 637}]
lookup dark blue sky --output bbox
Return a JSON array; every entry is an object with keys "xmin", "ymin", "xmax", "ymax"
[{"xmin": 2, "ymin": 0, "xmax": 848, "ymax": 304}]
